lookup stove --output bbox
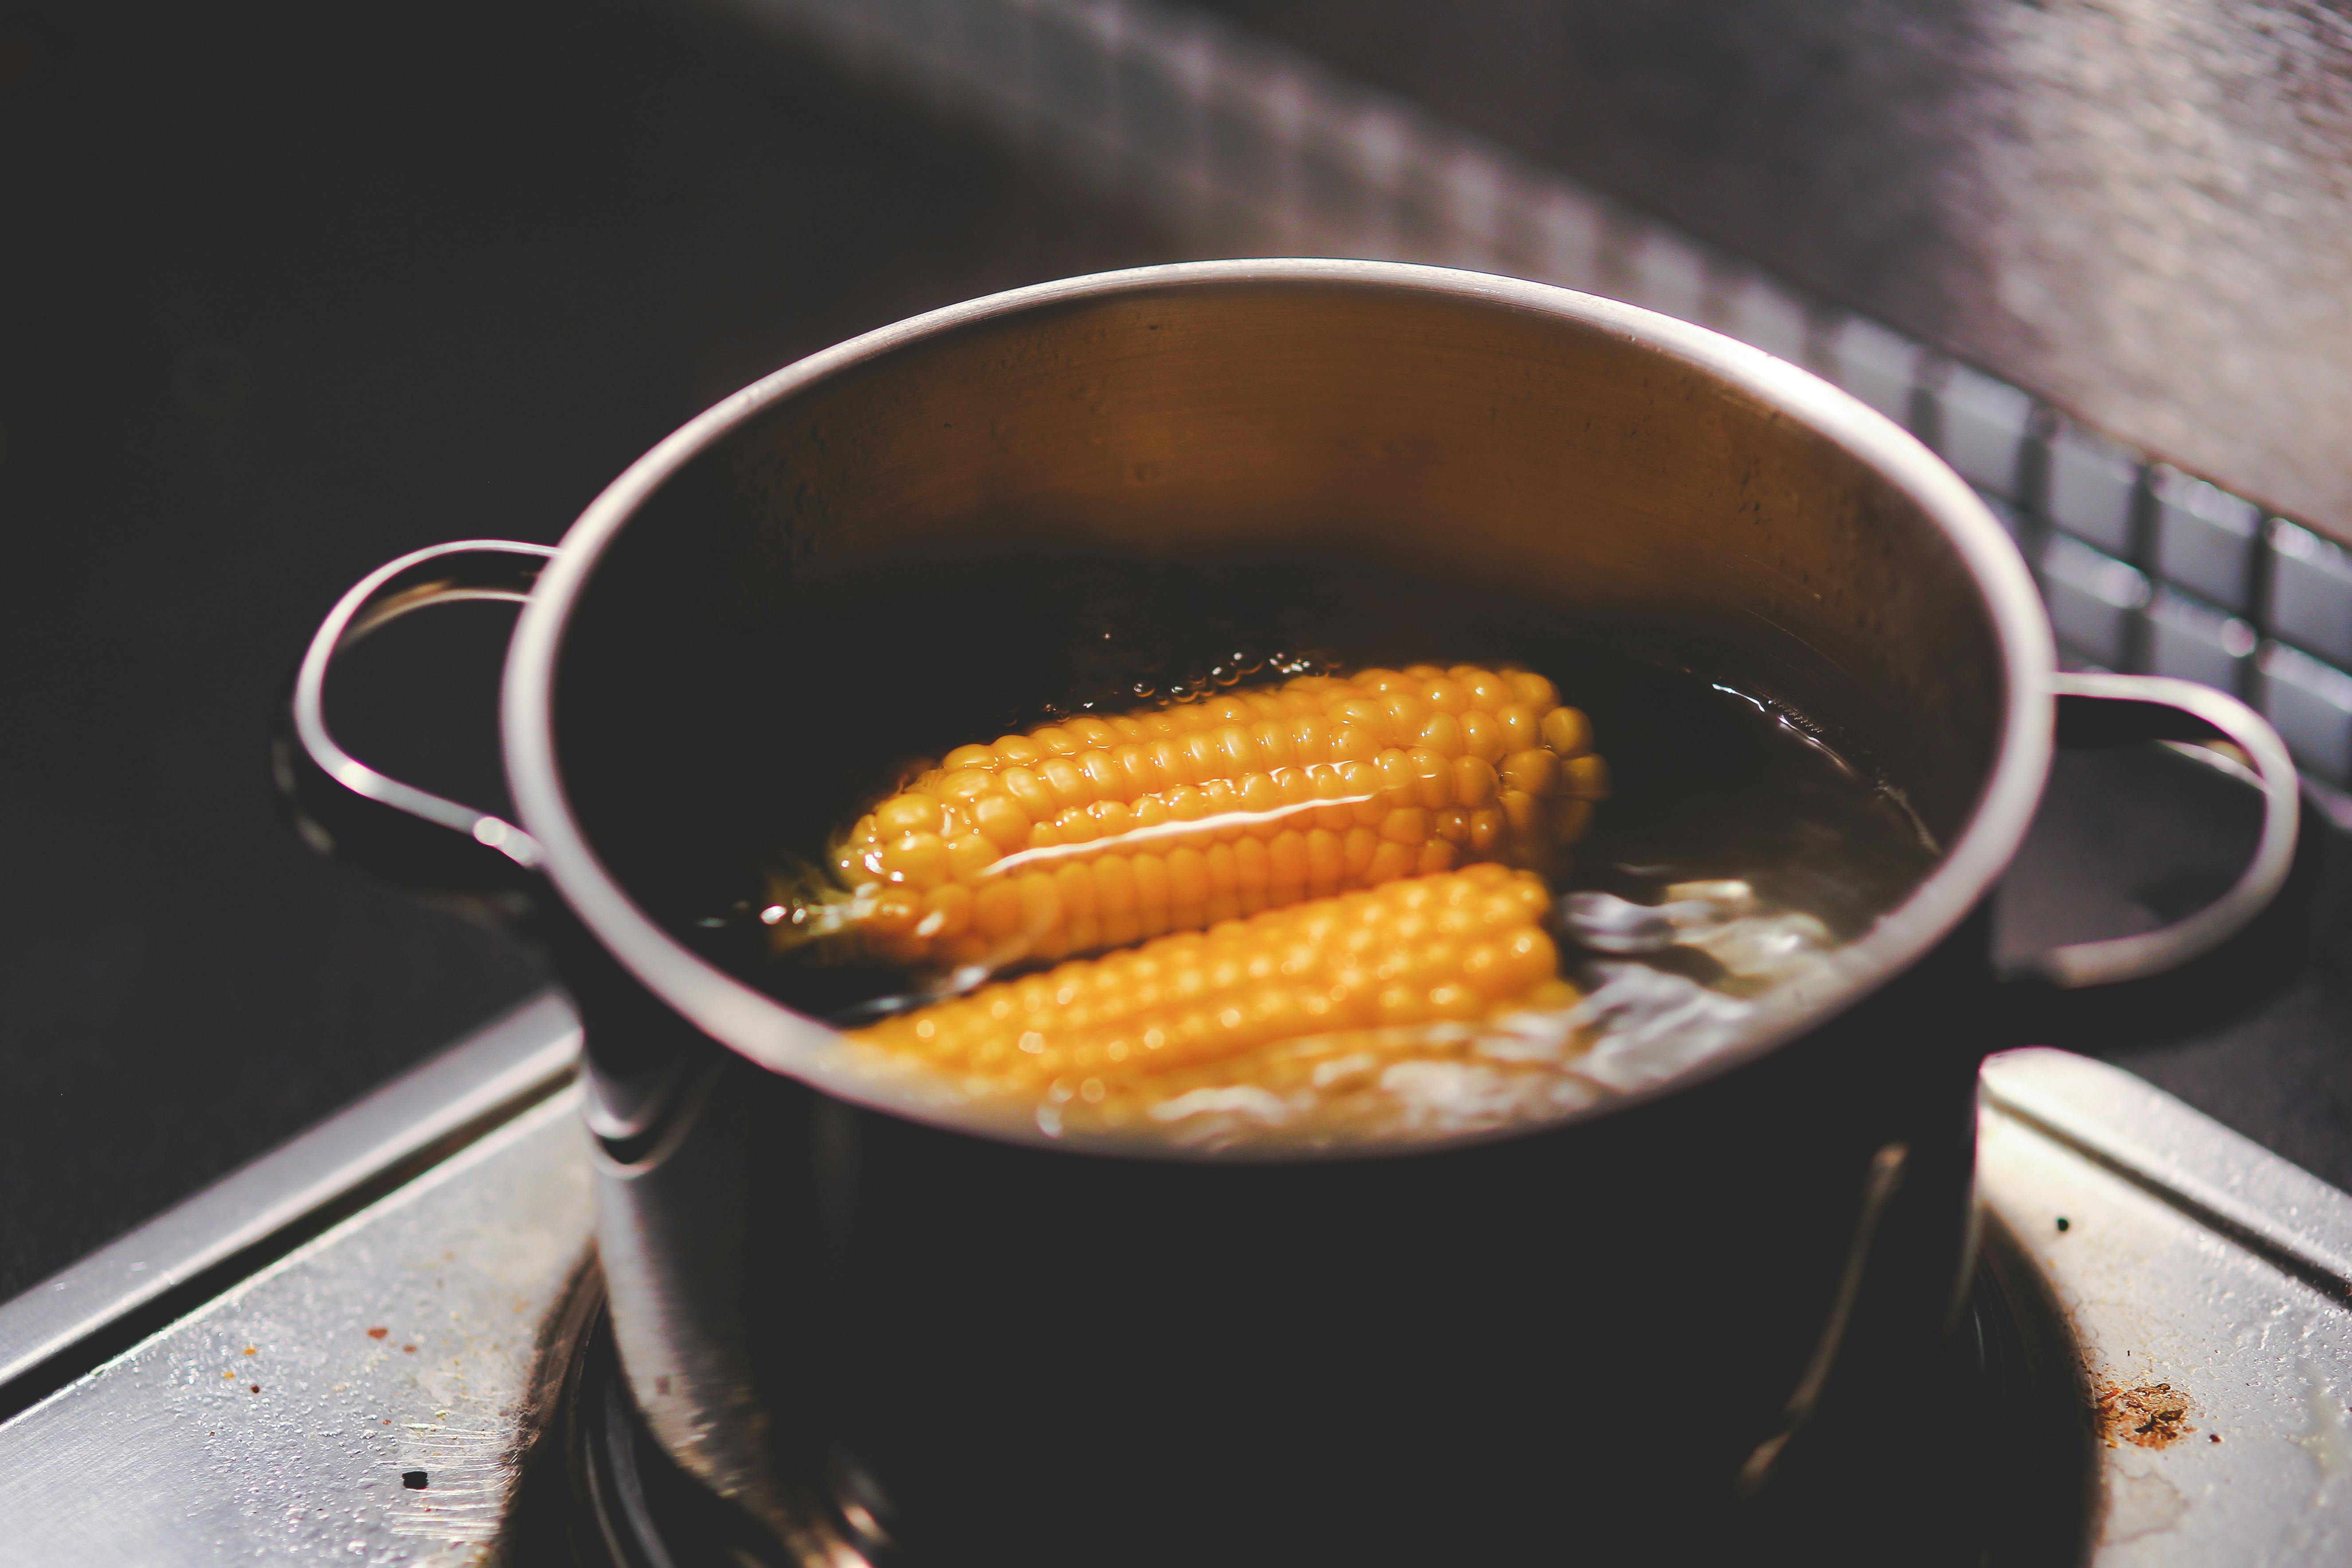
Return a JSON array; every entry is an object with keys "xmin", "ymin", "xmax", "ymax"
[
  {"xmin": 12, "ymin": 0, "xmax": 2352, "ymax": 1561},
  {"xmin": 0, "ymin": 993, "xmax": 2346, "ymax": 1564}
]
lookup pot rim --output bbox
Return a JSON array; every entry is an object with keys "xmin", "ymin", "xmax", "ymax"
[{"xmin": 501, "ymin": 258, "xmax": 2056, "ymax": 1159}]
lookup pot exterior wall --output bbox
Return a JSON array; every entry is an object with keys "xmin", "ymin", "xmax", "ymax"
[{"xmin": 588, "ymin": 901, "xmax": 1991, "ymax": 1562}]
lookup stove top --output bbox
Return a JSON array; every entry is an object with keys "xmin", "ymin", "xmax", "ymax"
[
  {"xmin": 2, "ymin": 998, "xmax": 2347, "ymax": 1565},
  {"xmin": 12, "ymin": 1, "xmax": 2352, "ymax": 1560}
]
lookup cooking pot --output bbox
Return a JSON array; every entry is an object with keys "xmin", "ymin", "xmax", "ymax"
[{"xmin": 282, "ymin": 261, "xmax": 2298, "ymax": 1562}]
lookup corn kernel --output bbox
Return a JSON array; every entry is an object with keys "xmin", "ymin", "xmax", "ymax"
[
  {"xmin": 1499, "ymin": 748, "xmax": 1562, "ymax": 795},
  {"xmin": 1541, "ymin": 706, "xmax": 1592, "ymax": 757},
  {"xmin": 874, "ymin": 795, "xmax": 944, "ymax": 836}
]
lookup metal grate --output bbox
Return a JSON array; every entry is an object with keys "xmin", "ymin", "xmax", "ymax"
[{"xmin": 723, "ymin": 0, "xmax": 2352, "ymax": 786}]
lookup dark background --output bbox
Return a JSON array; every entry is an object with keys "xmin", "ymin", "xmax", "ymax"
[
  {"xmin": 0, "ymin": 0, "xmax": 1169, "ymax": 1298},
  {"xmin": 4, "ymin": 0, "xmax": 2348, "ymax": 1299}
]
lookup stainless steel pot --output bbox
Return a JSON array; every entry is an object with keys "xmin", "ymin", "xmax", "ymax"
[{"xmin": 282, "ymin": 261, "xmax": 2299, "ymax": 1562}]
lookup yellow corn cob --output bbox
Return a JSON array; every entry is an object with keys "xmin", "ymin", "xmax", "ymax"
[
  {"xmin": 848, "ymin": 865, "xmax": 1572, "ymax": 1111},
  {"xmin": 781, "ymin": 664, "xmax": 1606, "ymax": 968}
]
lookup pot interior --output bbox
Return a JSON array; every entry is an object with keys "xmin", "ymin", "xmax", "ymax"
[{"xmin": 544, "ymin": 270, "xmax": 2022, "ymax": 1060}]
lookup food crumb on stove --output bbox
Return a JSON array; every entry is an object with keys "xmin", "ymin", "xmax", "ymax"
[
  {"xmin": 248, "ymin": 1384, "xmax": 261, "ymax": 1394},
  {"xmin": 243, "ymin": 1346, "xmax": 256, "ymax": 1356},
  {"xmin": 366, "ymin": 1326, "xmax": 389, "ymax": 1340},
  {"xmin": 2096, "ymin": 1379, "xmax": 2192, "ymax": 1448},
  {"xmin": 401, "ymin": 1344, "xmax": 417, "ymax": 1353},
  {"xmin": 401, "ymin": 1470, "xmax": 429, "ymax": 1490},
  {"xmin": 2210, "ymin": 1433, "xmax": 2223, "ymax": 1443},
  {"xmin": 2055, "ymin": 1217, "xmax": 2070, "ymax": 1232}
]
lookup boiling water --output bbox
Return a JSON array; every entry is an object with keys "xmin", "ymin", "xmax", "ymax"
[{"xmin": 702, "ymin": 557, "xmax": 1941, "ymax": 1148}]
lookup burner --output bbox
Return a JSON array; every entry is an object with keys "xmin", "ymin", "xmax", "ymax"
[
  {"xmin": 514, "ymin": 1217, "xmax": 2097, "ymax": 1568},
  {"xmin": 1748, "ymin": 1212, "xmax": 2097, "ymax": 1565},
  {"xmin": 507, "ymin": 1278, "xmax": 791, "ymax": 1568}
]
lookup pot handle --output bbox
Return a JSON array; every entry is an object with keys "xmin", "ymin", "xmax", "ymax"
[
  {"xmin": 273, "ymin": 540, "xmax": 557, "ymax": 905},
  {"xmin": 1999, "ymin": 670, "xmax": 2300, "ymax": 991}
]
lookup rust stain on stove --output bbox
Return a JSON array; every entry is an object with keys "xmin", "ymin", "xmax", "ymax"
[{"xmin": 2096, "ymin": 1378, "xmax": 2194, "ymax": 1449}]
